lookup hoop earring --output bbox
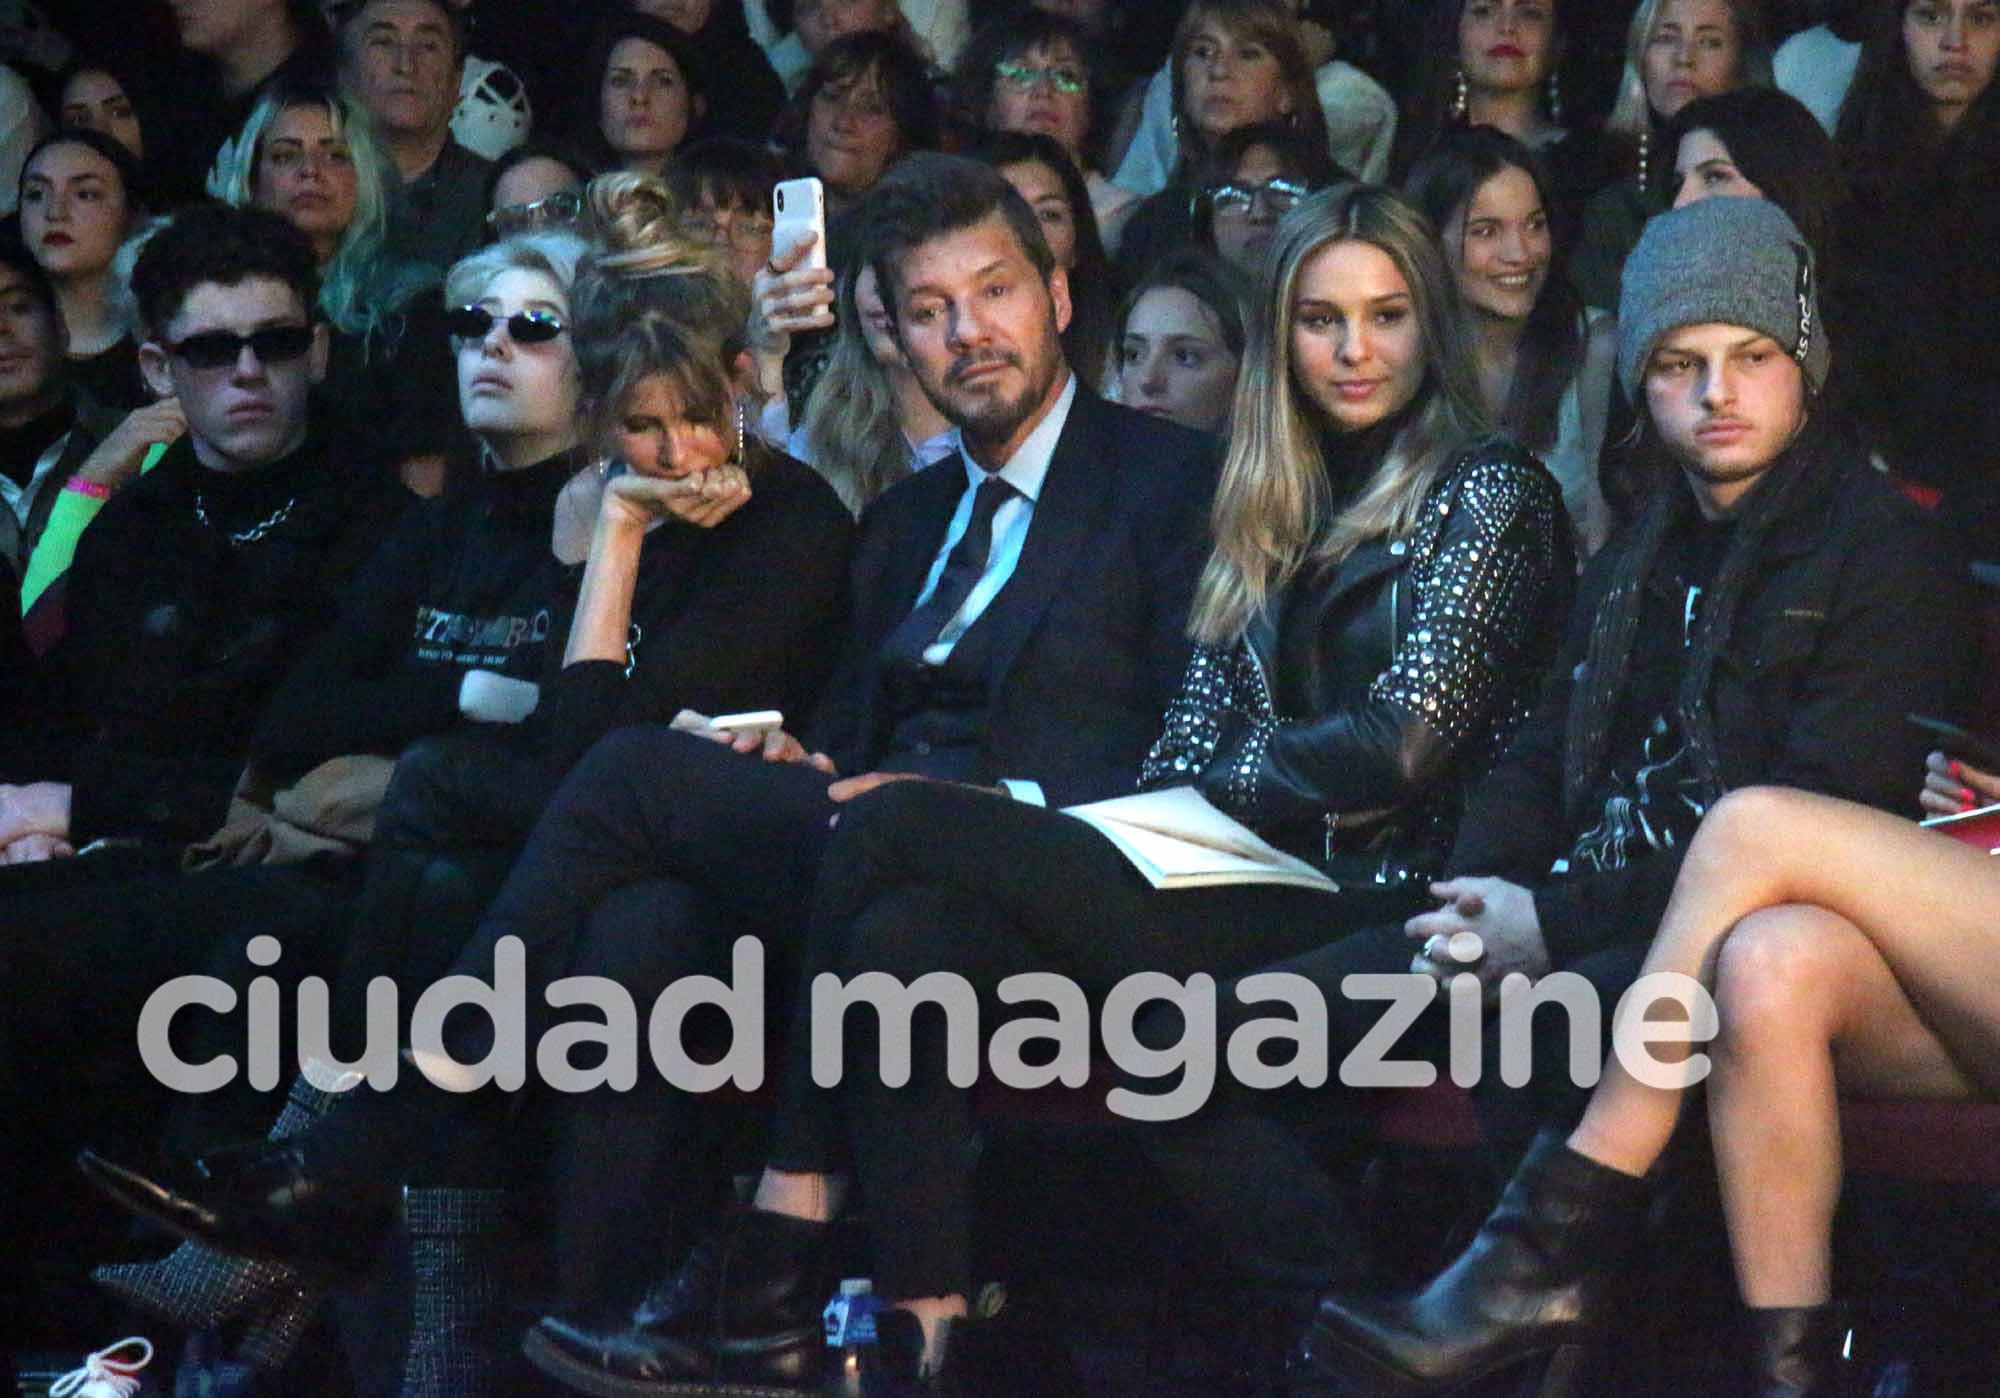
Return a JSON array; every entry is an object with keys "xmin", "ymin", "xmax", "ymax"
[
  {"xmin": 1451, "ymin": 67, "xmax": 1469, "ymax": 121},
  {"xmin": 1545, "ymin": 70, "xmax": 1563, "ymax": 125},
  {"xmin": 1635, "ymin": 125, "xmax": 1650, "ymax": 193}
]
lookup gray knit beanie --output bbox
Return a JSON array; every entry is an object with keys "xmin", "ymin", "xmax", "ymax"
[{"xmin": 1616, "ymin": 197, "xmax": 1829, "ymax": 399}]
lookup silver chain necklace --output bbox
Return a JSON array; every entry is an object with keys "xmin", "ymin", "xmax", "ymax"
[{"xmin": 194, "ymin": 494, "xmax": 296, "ymax": 545}]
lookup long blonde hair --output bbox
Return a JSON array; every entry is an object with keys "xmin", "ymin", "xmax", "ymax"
[
  {"xmin": 1190, "ymin": 183, "xmax": 1491, "ymax": 645},
  {"xmin": 1604, "ymin": 0, "xmax": 1771, "ymax": 140},
  {"xmin": 800, "ymin": 254, "xmax": 914, "ymax": 515}
]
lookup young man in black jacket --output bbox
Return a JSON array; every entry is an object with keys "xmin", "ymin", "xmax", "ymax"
[
  {"xmin": 0, "ymin": 201, "xmax": 409, "ymax": 1332},
  {"xmin": 0, "ymin": 203, "xmax": 406, "ymax": 866},
  {"xmin": 1132, "ymin": 196, "xmax": 1977, "ymax": 1310}
]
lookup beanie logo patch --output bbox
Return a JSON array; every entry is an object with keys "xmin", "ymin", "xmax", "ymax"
[{"xmin": 1793, "ymin": 243, "xmax": 1813, "ymax": 368}]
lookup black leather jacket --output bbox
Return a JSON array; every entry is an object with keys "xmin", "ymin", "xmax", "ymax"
[{"xmin": 1141, "ymin": 437, "xmax": 1574, "ymax": 880}]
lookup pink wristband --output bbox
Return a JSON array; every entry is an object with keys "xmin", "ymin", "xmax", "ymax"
[{"xmin": 63, "ymin": 477, "xmax": 112, "ymax": 501}]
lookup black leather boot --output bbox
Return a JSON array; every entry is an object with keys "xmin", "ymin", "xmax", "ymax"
[
  {"xmin": 1294, "ymin": 1131, "xmax": 1649, "ymax": 1395},
  {"xmin": 522, "ymin": 1207, "xmax": 832, "ymax": 1396},
  {"xmin": 78, "ymin": 1142, "xmax": 400, "ymax": 1285},
  {"xmin": 1745, "ymin": 1304, "xmax": 1852, "ymax": 1398}
]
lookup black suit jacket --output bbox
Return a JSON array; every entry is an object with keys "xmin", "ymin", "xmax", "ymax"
[{"xmin": 805, "ymin": 387, "xmax": 1218, "ymax": 810}]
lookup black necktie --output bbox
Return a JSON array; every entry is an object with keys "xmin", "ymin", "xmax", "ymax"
[{"xmin": 883, "ymin": 474, "xmax": 1016, "ymax": 666}]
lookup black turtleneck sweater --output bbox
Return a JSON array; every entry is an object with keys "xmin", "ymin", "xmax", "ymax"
[
  {"xmin": 20, "ymin": 432, "xmax": 409, "ymax": 843},
  {"xmin": 250, "ymin": 448, "xmax": 587, "ymax": 784}
]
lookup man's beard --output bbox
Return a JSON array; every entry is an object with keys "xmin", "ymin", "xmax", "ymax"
[{"xmin": 927, "ymin": 334, "xmax": 1062, "ymax": 448}]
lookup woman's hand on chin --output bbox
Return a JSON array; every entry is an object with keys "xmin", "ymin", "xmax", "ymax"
[{"xmin": 605, "ymin": 466, "xmax": 752, "ymax": 530}]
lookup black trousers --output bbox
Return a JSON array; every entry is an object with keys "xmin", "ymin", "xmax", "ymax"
[
  {"xmin": 1135, "ymin": 933, "xmax": 1659, "ymax": 1287},
  {"xmin": 308, "ymin": 726, "xmax": 841, "ymax": 1206},
  {"xmin": 769, "ymin": 779, "xmax": 1433, "ymax": 1299},
  {"xmin": 0, "ymin": 854, "xmax": 357, "ymax": 1269}
]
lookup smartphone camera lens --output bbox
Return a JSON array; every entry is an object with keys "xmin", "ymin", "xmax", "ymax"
[{"xmin": 776, "ymin": 190, "xmax": 785, "ymax": 211}]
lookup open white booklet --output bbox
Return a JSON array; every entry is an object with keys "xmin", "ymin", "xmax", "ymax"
[{"xmin": 1062, "ymin": 785, "xmax": 1341, "ymax": 892}]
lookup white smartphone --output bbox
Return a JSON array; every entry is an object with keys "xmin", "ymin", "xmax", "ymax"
[
  {"xmin": 771, "ymin": 176, "xmax": 828, "ymax": 274},
  {"xmin": 710, "ymin": 709, "xmax": 784, "ymax": 735}
]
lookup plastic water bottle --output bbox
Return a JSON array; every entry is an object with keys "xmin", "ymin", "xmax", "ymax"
[{"xmin": 821, "ymin": 1277, "xmax": 882, "ymax": 1396}]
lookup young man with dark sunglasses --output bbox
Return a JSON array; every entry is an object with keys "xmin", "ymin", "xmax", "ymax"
[{"xmin": 0, "ymin": 202, "xmax": 406, "ymax": 867}]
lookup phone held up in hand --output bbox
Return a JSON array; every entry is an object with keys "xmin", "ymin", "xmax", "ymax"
[{"xmin": 772, "ymin": 177, "xmax": 828, "ymax": 274}]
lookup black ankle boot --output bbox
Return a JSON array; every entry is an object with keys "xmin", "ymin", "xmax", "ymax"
[
  {"xmin": 78, "ymin": 1139, "xmax": 399, "ymax": 1285},
  {"xmin": 1746, "ymin": 1304, "xmax": 1851, "ymax": 1398},
  {"xmin": 1294, "ymin": 1131, "xmax": 1649, "ymax": 1395},
  {"xmin": 522, "ymin": 1207, "xmax": 833, "ymax": 1395}
]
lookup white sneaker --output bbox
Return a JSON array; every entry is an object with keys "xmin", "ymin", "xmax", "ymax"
[{"xmin": 48, "ymin": 1336, "xmax": 155, "ymax": 1397}]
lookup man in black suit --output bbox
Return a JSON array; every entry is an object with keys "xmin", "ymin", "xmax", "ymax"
[{"xmin": 80, "ymin": 154, "xmax": 1217, "ymax": 1328}]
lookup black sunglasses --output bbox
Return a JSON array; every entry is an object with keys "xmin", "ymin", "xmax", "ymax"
[
  {"xmin": 445, "ymin": 305, "xmax": 568, "ymax": 345},
  {"xmin": 166, "ymin": 324, "xmax": 315, "ymax": 371}
]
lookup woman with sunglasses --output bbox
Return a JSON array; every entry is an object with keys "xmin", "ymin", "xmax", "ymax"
[{"xmin": 77, "ymin": 176, "xmax": 856, "ymax": 1373}]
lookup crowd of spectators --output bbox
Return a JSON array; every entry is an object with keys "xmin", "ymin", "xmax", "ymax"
[{"xmin": 1, "ymin": 0, "xmax": 1996, "ymax": 1394}]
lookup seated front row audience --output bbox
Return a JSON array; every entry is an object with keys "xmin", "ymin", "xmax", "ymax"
[
  {"xmin": 1278, "ymin": 195, "xmax": 1976, "ymax": 1394},
  {"xmin": 521, "ymin": 177, "xmax": 1577, "ymax": 1394},
  {"xmin": 79, "ymin": 152, "xmax": 1222, "ymax": 1392},
  {"xmin": 4, "ymin": 3, "xmax": 1993, "ymax": 1386}
]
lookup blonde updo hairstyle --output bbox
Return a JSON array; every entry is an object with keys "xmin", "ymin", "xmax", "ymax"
[{"xmin": 571, "ymin": 171, "xmax": 760, "ymax": 465}]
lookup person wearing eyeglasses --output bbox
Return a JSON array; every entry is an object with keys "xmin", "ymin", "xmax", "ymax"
[
  {"xmin": 1112, "ymin": 0, "xmax": 1331, "ymax": 285},
  {"xmin": 484, "ymin": 140, "xmax": 593, "ymax": 241},
  {"xmin": 954, "ymin": 10, "xmax": 1141, "ymax": 251},
  {"xmin": 1190, "ymin": 120, "xmax": 1342, "ymax": 280},
  {"xmin": 665, "ymin": 137, "xmax": 785, "ymax": 292}
]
